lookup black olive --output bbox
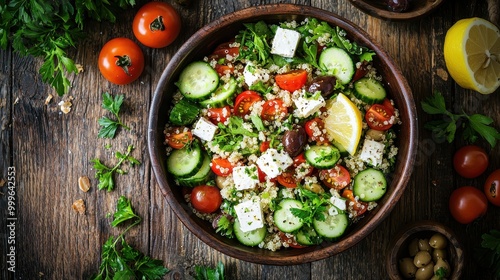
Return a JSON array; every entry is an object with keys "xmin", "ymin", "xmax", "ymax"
[
  {"xmin": 282, "ymin": 126, "xmax": 307, "ymax": 157},
  {"xmin": 307, "ymin": 76, "xmax": 337, "ymax": 98},
  {"xmin": 387, "ymin": 0, "xmax": 409, "ymax": 12}
]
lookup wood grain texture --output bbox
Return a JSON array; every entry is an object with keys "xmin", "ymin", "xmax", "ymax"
[{"xmin": 1, "ymin": 0, "xmax": 499, "ymax": 279}]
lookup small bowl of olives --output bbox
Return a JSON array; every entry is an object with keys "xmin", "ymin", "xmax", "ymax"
[
  {"xmin": 348, "ymin": 0, "xmax": 445, "ymax": 21},
  {"xmin": 386, "ymin": 220, "xmax": 464, "ymax": 280}
]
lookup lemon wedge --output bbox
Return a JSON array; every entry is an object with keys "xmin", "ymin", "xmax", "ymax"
[
  {"xmin": 444, "ymin": 17, "xmax": 500, "ymax": 94},
  {"xmin": 323, "ymin": 93, "xmax": 363, "ymax": 155}
]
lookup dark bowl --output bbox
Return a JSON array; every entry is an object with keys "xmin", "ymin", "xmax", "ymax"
[
  {"xmin": 348, "ymin": 0, "xmax": 445, "ymax": 21},
  {"xmin": 148, "ymin": 4, "xmax": 417, "ymax": 265},
  {"xmin": 386, "ymin": 221, "xmax": 464, "ymax": 279}
]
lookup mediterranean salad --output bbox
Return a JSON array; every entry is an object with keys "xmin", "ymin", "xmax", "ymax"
[{"xmin": 164, "ymin": 18, "xmax": 400, "ymax": 250}]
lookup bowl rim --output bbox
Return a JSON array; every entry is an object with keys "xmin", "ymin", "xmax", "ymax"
[
  {"xmin": 148, "ymin": 3, "xmax": 418, "ymax": 265},
  {"xmin": 348, "ymin": 0, "xmax": 445, "ymax": 21}
]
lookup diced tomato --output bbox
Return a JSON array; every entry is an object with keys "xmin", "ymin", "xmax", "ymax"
[
  {"xmin": 257, "ymin": 166, "xmax": 267, "ymax": 182},
  {"xmin": 365, "ymin": 103, "xmax": 394, "ymax": 131},
  {"xmin": 275, "ymin": 69, "xmax": 308, "ymax": 92},
  {"xmin": 234, "ymin": 91, "xmax": 262, "ymax": 117},
  {"xmin": 293, "ymin": 153, "xmax": 314, "ymax": 176},
  {"xmin": 342, "ymin": 189, "xmax": 368, "ymax": 217},
  {"xmin": 352, "ymin": 61, "xmax": 370, "ymax": 82},
  {"xmin": 214, "ymin": 64, "xmax": 235, "ymax": 76},
  {"xmin": 278, "ymin": 231, "xmax": 307, "ymax": 249},
  {"xmin": 260, "ymin": 141, "xmax": 270, "ymax": 153},
  {"xmin": 165, "ymin": 126, "xmax": 193, "ymax": 149},
  {"xmin": 304, "ymin": 118, "xmax": 329, "ymax": 144},
  {"xmin": 211, "ymin": 158, "xmax": 234, "ymax": 177},
  {"xmin": 261, "ymin": 99, "xmax": 288, "ymax": 122},
  {"xmin": 319, "ymin": 165, "xmax": 351, "ymax": 190},
  {"xmin": 209, "ymin": 42, "xmax": 239, "ymax": 60},
  {"xmin": 277, "ymin": 170, "xmax": 297, "ymax": 188},
  {"xmin": 207, "ymin": 106, "xmax": 231, "ymax": 124}
]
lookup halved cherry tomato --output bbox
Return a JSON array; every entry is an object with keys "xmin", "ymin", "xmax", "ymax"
[
  {"xmin": 207, "ymin": 106, "xmax": 231, "ymax": 124},
  {"xmin": 453, "ymin": 145, "xmax": 489, "ymax": 179},
  {"xmin": 352, "ymin": 61, "xmax": 370, "ymax": 82},
  {"xmin": 293, "ymin": 153, "xmax": 314, "ymax": 176},
  {"xmin": 365, "ymin": 104, "xmax": 394, "ymax": 131},
  {"xmin": 342, "ymin": 189, "xmax": 368, "ymax": 217},
  {"xmin": 234, "ymin": 91, "xmax": 262, "ymax": 117},
  {"xmin": 449, "ymin": 186, "xmax": 488, "ymax": 224},
  {"xmin": 214, "ymin": 64, "xmax": 235, "ymax": 76},
  {"xmin": 211, "ymin": 158, "xmax": 234, "ymax": 177},
  {"xmin": 132, "ymin": 2, "xmax": 181, "ymax": 48},
  {"xmin": 260, "ymin": 141, "xmax": 270, "ymax": 153},
  {"xmin": 304, "ymin": 118, "xmax": 329, "ymax": 144},
  {"xmin": 319, "ymin": 165, "xmax": 351, "ymax": 190},
  {"xmin": 261, "ymin": 99, "xmax": 288, "ymax": 122},
  {"xmin": 278, "ymin": 231, "xmax": 307, "ymax": 248},
  {"xmin": 484, "ymin": 169, "xmax": 500, "ymax": 206},
  {"xmin": 191, "ymin": 185, "xmax": 222, "ymax": 213},
  {"xmin": 98, "ymin": 38, "xmax": 144, "ymax": 85},
  {"xmin": 165, "ymin": 127, "xmax": 193, "ymax": 149},
  {"xmin": 209, "ymin": 42, "xmax": 240, "ymax": 60},
  {"xmin": 382, "ymin": 98, "xmax": 395, "ymax": 114},
  {"xmin": 275, "ymin": 69, "xmax": 308, "ymax": 92},
  {"xmin": 277, "ymin": 170, "xmax": 297, "ymax": 188}
]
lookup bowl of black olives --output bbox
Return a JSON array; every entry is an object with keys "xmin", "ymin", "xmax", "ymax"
[
  {"xmin": 386, "ymin": 220, "xmax": 464, "ymax": 280},
  {"xmin": 348, "ymin": 0, "xmax": 445, "ymax": 21}
]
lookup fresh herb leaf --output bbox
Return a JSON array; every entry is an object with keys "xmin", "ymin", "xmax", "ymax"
[
  {"xmin": 98, "ymin": 92, "xmax": 130, "ymax": 139},
  {"xmin": 290, "ymin": 188, "xmax": 332, "ymax": 226},
  {"xmin": 236, "ymin": 21, "xmax": 272, "ymax": 64},
  {"xmin": 215, "ymin": 215, "xmax": 234, "ymax": 238},
  {"xmin": 194, "ymin": 261, "xmax": 225, "ymax": 280},
  {"xmin": 474, "ymin": 229, "xmax": 500, "ymax": 279},
  {"xmin": 91, "ymin": 145, "xmax": 140, "ymax": 191},
  {"xmin": 421, "ymin": 91, "xmax": 500, "ymax": 147},
  {"xmin": 112, "ymin": 196, "xmax": 141, "ymax": 227}
]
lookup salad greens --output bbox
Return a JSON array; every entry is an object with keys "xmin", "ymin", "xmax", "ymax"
[{"xmin": 194, "ymin": 261, "xmax": 225, "ymax": 280}]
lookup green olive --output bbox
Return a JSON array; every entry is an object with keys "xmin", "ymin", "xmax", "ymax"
[
  {"xmin": 429, "ymin": 233, "xmax": 448, "ymax": 249},
  {"xmin": 304, "ymin": 183, "xmax": 325, "ymax": 194},
  {"xmin": 434, "ymin": 258, "xmax": 451, "ymax": 277},
  {"xmin": 366, "ymin": 129, "xmax": 386, "ymax": 141},
  {"xmin": 415, "ymin": 262, "xmax": 435, "ymax": 280},
  {"xmin": 398, "ymin": 257, "xmax": 417, "ymax": 279},
  {"xmin": 215, "ymin": 175, "xmax": 231, "ymax": 189},
  {"xmin": 432, "ymin": 249, "xmax": 448, "ymax": 263},
  {"xmin": 414, "ymin": 250, "xmax": 432, "ymax": 268},
  {"xmin": 418, "ymin": 238, "xmax": 432, "ymax": 252},
  {"xmin": 408, "ymin": 238, "xmax": 420, "ymax": 256}
]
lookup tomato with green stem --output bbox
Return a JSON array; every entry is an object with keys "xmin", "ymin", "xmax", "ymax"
[
  {"xmin": 190, "ymin": 185, "xmax": 222, "ymax": 213},
  {"xmin": 98, "ymin": 38, "xmax": 144, "ymax": 85},
  {"xmin": 133, "ymin": 2, "xmax": 181, "ymax": 48},
  {"xmin": 453, "ymin": 145, "xmax": 489, "ymax": 178},
  {"xmin": 449, "ymin": 186, "xmax": 488, "ymax": 224},
  {"xmin": 484, "ymin": 169, "xmax": 500, "ymax": 206}
]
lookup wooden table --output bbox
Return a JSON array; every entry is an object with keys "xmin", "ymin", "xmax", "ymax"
[{"xmin": 1, "ymin": 0, "xmax": 499, "ymax": 279}]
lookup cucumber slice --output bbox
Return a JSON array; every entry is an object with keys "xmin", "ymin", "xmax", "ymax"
[
  {"xmin": 296, "ymin": 225, "xmax": 323, "ymax": 246},
  {"xmin": 304, "ymin": 144, "xmax": 341, "ymax": 169},
  {"xmin": 166, "ymin": 142, "xmax": 203, "ymax": 178},
  {"xmin": 169, "ymin": 99, "xmax": 200, "ymax": 126},
  {"xmin": 199, "ymin": 77, "xmax": 238, "ymax": 108},
  {"xmin": 176, "ymin": 152, "xmax": 213, "ymax": 187},
  {"xmin": 274, "ymin": 199, "xmax": 304, "ymax": 233},
  {"xmin": 234, "ymin": 219, "xmax": 266, "ymax": 246},
  {"xmin": 353, "ymin": 168, "xmax": 387, "ymax": 202},
  {"xmin": 353, "ymin": 77, "xmax": 387, "ymax": 104},
  {"xmin": 177, "ymin": 61, "xmax": 219, "ymax": 100},
  {"xmin": 313, "ymin": 210, "xmax": 349, "ymax": 239},
  {"xmin": 319, "ymin": 47, "xmax": 355, "ymax": 85}
]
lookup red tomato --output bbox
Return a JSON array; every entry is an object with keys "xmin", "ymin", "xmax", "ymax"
[
  {"xmin": 382, "ymin": 98, "xmax": 395, "ymax": 114},
  {"xmin": 98, "ymin": 38, "xmax": 144, "ymax": 85},
  {"xmin": 484, "ymin": 169, "xmax": 500, "ymax": 206},
  {"xmin": 278, "ymin": 231, "xmax": 307, "ymax": 248},
  {"xmin": 211, "ymin": 158, "xmax": 234, "ymax": 177},
  {"xmin": 365, "ymin": 103, "xmax": 394, "ymax": 131},
  {"xmin": 319, "ymin": 165, "xmax": 351, "ymax": 190},
  {"xmin": 304, "ymin": 118, "xmax": 329, "ymax": 144},
  {"xmin": 261, "ymin": 99, "xmax": 288, "ymax": 122},
  {"xmin": 293, "ymin": 153, "xmax": 314, "ymax": 176},
  {"xmin": 132, "ymin": 2, "xmax": 181, "ymax": 48},
  {"xmin": 449, "ymin": 186, "xmax": 488, "ymax": 224},
  {"xmin": 257, "ymin": 166, "xmax": 267, "ymax": 182},
  {"xmin": 190, "ymin": 185, "xmax": 222, "ymax": 213},
  {"xmin": 275, "ymin": 69, "xmax": 308, "ymax": 92},
  {"xmin": 453, "ymin": 145, "xmax": 489, "ymax": 178},
  {"xmin": 260, "ymin": 141, "xmax": 270, "ymax": 153},
  {"xmin": 210, "ymin": 42, "xmax": 240, "ymax": 60},
  {"xmin": 164, "ymin": 127, "xmax": 193, "ymax": 149},
  {"xmin": 234, "ymin": 91, "xmax": 262, "ymax": 117},
  {"xmin": 352, "ymin": 61, "xmax": 370, "ymax": 82},
  {"xmin": 214, "ymin": 64, "xmax": 235, "ymax": 76},
  {"xmin": 342, "ymin": 189, "xmax": 368, "ymax": 217},
  {"xmin": 277, "ymin": 170, "xmax": 297, "ymax": 188},
  {"xmin": 207, "ymin": 106, "xmax": 231, "ymax": 124}
]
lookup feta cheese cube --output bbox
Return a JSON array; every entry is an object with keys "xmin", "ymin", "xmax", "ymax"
[
  {"xmin": 256, "ymin": 148, "xmax": 293, "ymax": 179},
  {"xmin": 329, "ymin": 195, "xmax": 347, "ymax": 216},
  {"xmin": 293, "ymin": 90, "xmax": 326, "ymax": 118},
  {"xmin": 359, "ymin": 139, "xmax": 385, "ymax": 167},
  {"xmin": 243, "ymin": 62, "xmax": 269, "ymax": 87},
  {"xmin": 192, "ymin": 117, "xmax": 218, "ymax": 141},
  {"xmin": 271, "ymin": 27, "xmax": 301, "ymax": 58},
  {"xmin": 234, "ymin": 199, "xmax": 264, "ymax": 232},
  {"xmin": 232, "ymin": 165, "xmax": 259, "ymax": 191}
]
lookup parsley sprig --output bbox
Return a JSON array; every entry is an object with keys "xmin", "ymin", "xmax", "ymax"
[
  {"xmin": 290, "ymin": 188, "xmax": 331, "ymax": 226},
  {"xmin": 474, "ymin": 229, "xmax": 500, "ymax": 279},
  {"xmin": 212, "ymin": 116, "xmax": 258, "ymax": 154},
  {"xmin": 421, "ymin": 91, "xmax": 500, "ymax": 148},
  {"xmin": 98, "ymin": 92, "xmax": 130, "ymax": 139},
  {"xmin": 194, "ymin": 261, "xmax": 225, "ymax": 280},
  {"xmin": 91, "ymin": 145, "xmax": 140, "ymax": 191},
  {"xmin": 93, "ymin": 196, "xmax": 169, "ymax": 280}
]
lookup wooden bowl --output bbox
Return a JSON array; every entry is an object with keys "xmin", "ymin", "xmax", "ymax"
[
  {"xmin": 148, "ymin": 4, "xmax": 417, "ymax": 265},
  {"xmin": 386, "ymin": 221, "xmax": 465, "ymax": 279},
  {"xmin": 348, "ymin": 0, "xmax": 445, "ymax": 21}
]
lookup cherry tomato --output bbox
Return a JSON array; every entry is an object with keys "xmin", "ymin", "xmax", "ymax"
[
  {"xmin": 261, "ymin": 99, "xmax": 288, "ymax": 122},
  {"xmin": 304, "ymin": 118, "xmax": 329, "ymax": 144},
  {"xmin": 190, "ymin": 185, "xmax": 222, "ymax": 213},
  {"xmin": 319, "ymin": 165, "xmax": 351, "ymax": 190},
  {"xmin": 277, "ymin": 170, "xmax": 297, "ymax": 188},
  {"xmin": 214, "ymin": 64, "xmax": 235, "ymax": 76},
  {"xmin": 209, "ymin": 42, "xmax": 240, "ymax": 60},
  {"xmin": 132, "ymin": 2, "xmax": 181, "ymax": 48},
  {"xmin": 382, "ymin": 98, "xmax": 395, "ymax": 114},
  {"xmin": 211, "ymin": 158, "xmax": 234, "ymax": 177},
  {"xmin": 164, "ymin": 126, "xmax": 192, "ymax": 149},
  {"xmin": 484, "ymin": 169, "xmax": 500, "ymax": 206},
  {"xmin": 453, "ymin": 145, "xmax": 489, "ymax": 178},
  {"xmin": 207, "ymin": 106, "xmax": 231, "ymax": 124},
  {"xmin": 449, "ymin": 186, "xmax": 488, "ymax": 224},
  {"xmin": 98, "ymin": 38, "xmax": 144, "ymax": 85},
  {"xmin": 342, "ymin": 189, "xmax": 368, "ymax": 217},
  {"xmin": 260, "ymin": 141, "xmax": 270, "ymax": 153},
  {"xmin": 352, "ymin": 61, "xmax": 370, "ymax": 82},
  {"xmin": 278, "ymin": 231, "xmax": 307, "ymax": 248},
  {"xmin": 293, "ymin": 153, "xmax": 314, "ymax": 176},
  {"xmin": 365, "ymin": 103, "xmax": 394, "ymax": 131},
  {"xmin": 234, "ymin": 91, "xmax": 262, "ymax": 117},
  {"xmin": 275, "ymin": 69, "xmax": 308, "ymax": 92}
]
